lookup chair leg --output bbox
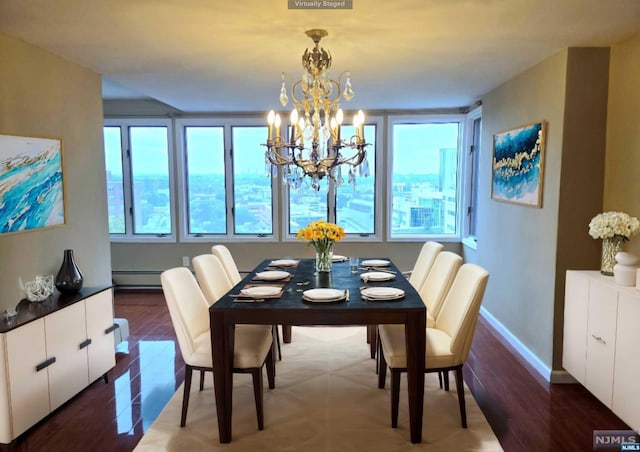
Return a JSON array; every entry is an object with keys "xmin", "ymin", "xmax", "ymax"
[
  {"xmin": 454, "ymin": 366, "xmax": 467, "ymax": 428},
  {"xmin": 391, "ymin": 369, "xmax": 401, "ymax": 428},
  {"xmin": 438, "ymin": 371, "xmax": 443, "ymax": 389},
  {"xmin": 266, "ymin": 346, "xmax": 276, "ymax": 390},
  {"xmin": 199, "ymin": 370, "xmax": 205, "ymax": 391},
  {"xmin": 271, "ymin": 326, "xmax": 279, "ymax": 376},
  {"xmin": 443, "ymin": 370, "xmax": 450, "ymax": 391},
  {"xmin": 251, "ymin": 369, "xmax": 264, "ymax": 430},
  {"xmin": 378, "ymin": 346, "xmax": 387, "ymax": 389},
  {"xmin": 275, "ymin": 325, "xmax": 282, "ymax": 361},
  {"xmin": 180, "ymin": 365, "xmax": 193, "ymax": 427},
  {"xmin": 375, "ymin": 332, "xmax": 381, "ymax": 374}
]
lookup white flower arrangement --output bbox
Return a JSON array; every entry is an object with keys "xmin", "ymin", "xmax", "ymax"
[{"xmin": 588, "ymin": 211, "xmax": 640, "ymax": 241}]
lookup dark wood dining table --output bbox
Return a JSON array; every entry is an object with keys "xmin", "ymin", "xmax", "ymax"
[{"xmin": 209, "ymin": 258, "xmax": 426, "ymax": 443}]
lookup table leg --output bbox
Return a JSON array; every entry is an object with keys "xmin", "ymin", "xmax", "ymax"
[
  {"xmin": 405, "ymin": 311, "xmax": 425, "ymax": 443},
  {"xmin": 211, "ymin": 312, "xmax": 235, "ymax": 443},
  {"xmin": 282, "ymin": 324, "xmax": 292, "ymax": 343}
]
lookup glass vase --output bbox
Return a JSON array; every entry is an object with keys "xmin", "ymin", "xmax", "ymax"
[
  {"xmin": 315, "ymin": 243, "xmax": 334, "ymax": 273},
  {"xmin": 601, "ymin": 237, "xmax": 623, "ymax": 276}
]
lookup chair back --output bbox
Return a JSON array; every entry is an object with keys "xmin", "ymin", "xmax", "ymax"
[
  {"xmin": 409, "ymin": 241, "xmax": 444, "ymax": 291},
  {"xmin": 434, "ymin": 263, "xmax": 489, "ymax": 364},
  {"xmin": 420, "ymin": 251, "xmax": 463, "ymax": 318},
  {"xmin": 193, "ymin": 254, "xmax": 234, "ymax": 306},
  {"xmin": 160, "ymin": 267, "xmax": 211, "ymax": 366},
  {"xmin": 211, "ymin": 244, "xmax": 242, "ymax": 285}
]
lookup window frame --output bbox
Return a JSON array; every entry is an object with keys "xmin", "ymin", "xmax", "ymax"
[
  {"xmin": 175, "ymin": 117, "xmax": 278, "ymax": 243},
  {"xmin": 281, "ymin": 114, "xmax": 384, "ymax": 243},
  {"xmin": 386, "ymin": 114, "xmax": 466, "ymax": 243},
  {"xmin": 104, "ymin": 117, "xmax": 176, "ymax": 243},
  {"xmin": 462, "ymin": 106, "xmax": 482, "ymax": 249}
]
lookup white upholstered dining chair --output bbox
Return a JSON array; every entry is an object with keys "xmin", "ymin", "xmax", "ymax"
[
  {"xmin": 375, "ymin": 251, "xmax": 463, "ymax": 376},
  {"xmin": 192, "ymin": 254, "xmax": 234, "ymax": 307},
  {"xmin": 210, "ymin": 245, "xmax": 283, "ymax": 360},
  {"xmin": 377, "ymin": 263, "xmax": 489, "ymax": 428},
  {"xmin": 421, "ymin": 251, "xmax": 463, "ymax": 328},
  {"xmin": 407, "ymin": 241, "xmax": 444, "ymax": 291},
  {"xmin": 211, "ymin": 244, "xmax": 242, "ymax": 284},
  {"xmin": 161, "ymin": 267, "xmax": 275, "ymax": 429},
  {"xmin": 369, "ymin": 241, "xmax": 444, "ymax": 361}
]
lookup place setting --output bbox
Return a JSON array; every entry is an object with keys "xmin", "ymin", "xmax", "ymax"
[
  {"xmin": 301, "ymin": 288, "xmax": 349, "ymax": 303},
  {"xmin": 359, "ymin": 259, "xmax": 397, "ymax": 275},
  {"xmin": 265, "ymin": 259, "xmax": 300, "ymax": 269},
  {"xmin": 232, "ymin": 284, "xmax": 285, "ymax": 302},
  {"xmin": 359, "ymin": 286, "xmax": 405, "ymax": 302},
  {"xmin": 360, "ymin": 271, "xmax": 396, "ymax": 283},
  {"xmin": 252, "ymin": 270, "xmax": 292, "ymax": 282}
]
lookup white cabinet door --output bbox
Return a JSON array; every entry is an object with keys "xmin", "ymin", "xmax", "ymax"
[
  {"xmin": 613, "ymin": 290, "xmax": 640, "ymax": 431},
  {"xmin": 563, "ymin": 271, "xmax": 589, "ymax": 384},
  {"xmin": 585, "ymin": 279, "xmax": 618, "ymax": 408},
  {"xmin": 45, "ymin": 302, "xmax": 89, "ymax": 411},
  {"xmin": 5, "ymin": 319, "xmax": 50, "ymax": 438},
  {"xmin": 85, "ymin": 289, "xmax": 115, "ymax": 382}
]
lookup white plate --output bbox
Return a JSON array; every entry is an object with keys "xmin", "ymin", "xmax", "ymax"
[
  {"xmin": 332, "ymin": 254, "xmax": 348, "ymax": 262},
  {"xmin": 361, "ymin": 287, "xmax": 405, "ymax": 300},
  {"xmin": 302, "ymin": 288, "xmax": 346, "ymax": 302},
  {"xmin": 270, "ymin": 259, "xmax": 298, "ymax": 267},
  {"xmin": 240, "ymin": 286, "xmax": 282, "ymax": 298},
  {"xmin": 360, "ymin": 271, "xmax": 395, "ymax": 282},
  {"xmin": 361, "ymin": 259, "xmax": 390, "ymax": 267},
  {"xmin": 255, "ymin": 270, "xmax": 290, "ymax": 281}
]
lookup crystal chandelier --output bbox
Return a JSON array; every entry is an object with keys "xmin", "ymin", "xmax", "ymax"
[{"xmin": 264, "ymin": 29, "xmax": 370, "ymax": 191}]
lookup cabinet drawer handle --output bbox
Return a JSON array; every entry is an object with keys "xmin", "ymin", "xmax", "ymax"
[
  {"xmin": 104, "ymin": 324, "xmax": 119, "ymax": 335},
  {"xmin": 36, "ymin": 357, "xmax": 56, "ymax": 372},
  {"xmin": 79, "ymin": 339, "xmax": 92, "ymax": 350},
  {"xmin": 591, "ymin": 334, "xmax": 607, "ymax": 345}
]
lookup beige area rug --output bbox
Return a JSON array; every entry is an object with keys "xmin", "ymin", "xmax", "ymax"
[{"xmin": 135, "ymin": 326, "xmax": 503, "ymax": 452}]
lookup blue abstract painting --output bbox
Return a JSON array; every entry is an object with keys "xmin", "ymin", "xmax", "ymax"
[
  {"xmin": 0, "ymin": 134, "xmax": 65, "ymax": 234},
  {"xmin": 491, "ymin": 121, "xmax": 546, "ymax": 207}
]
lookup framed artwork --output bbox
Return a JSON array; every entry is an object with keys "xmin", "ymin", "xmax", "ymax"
[
  {"xmin": 491, "ymin": 121, "xmax": 546, "ymax": 208},
  {"xmin": 0, "ymin": 134, "xmax": 66, "ymax": 234}
]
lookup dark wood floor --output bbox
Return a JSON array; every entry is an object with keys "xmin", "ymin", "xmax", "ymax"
[{"xmin": 8, "ymin": 289, "xmax": 630, "ymax": 451}]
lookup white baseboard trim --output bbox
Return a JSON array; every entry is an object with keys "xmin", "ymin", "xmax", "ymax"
[{"xmin": 479, "ymin": 306, "xmax": 552, "ymax": 382}]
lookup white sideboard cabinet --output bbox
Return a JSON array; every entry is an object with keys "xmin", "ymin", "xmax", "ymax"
[
  {"xmin": 0, "ymin": 286, "xmax": 117, "ymax": 445},
  {"xmin": 563, "ymin": 271, "xmax": 640, "ymax": 431}
]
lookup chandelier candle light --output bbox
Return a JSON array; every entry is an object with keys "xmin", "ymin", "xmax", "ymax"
[
  {"xmin": 297, "ymin": 220, "xmax": 346, "ymax": 272},
  {"xmin": 588, "ymin": 211, "xmax": 640, "ymax": 275},
  {"xmin": 264, "ymin": 29, "xmax": 370, "ymax": 191}
]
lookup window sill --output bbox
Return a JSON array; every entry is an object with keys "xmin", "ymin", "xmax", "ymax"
[{"xmin": 462, "ymin": 236, "xmax": 477, "ymax": 250}]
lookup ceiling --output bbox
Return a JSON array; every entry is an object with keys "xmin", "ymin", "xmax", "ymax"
[{"xmin": 1, "ymin": 0, "xmax": 639, "ymax": 113}]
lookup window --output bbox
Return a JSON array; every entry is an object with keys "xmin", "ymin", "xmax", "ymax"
[
  {"xmin": 103, "ymin": 126, "xmax": 125, "ymax": 234},
  {"xmin": 129, "ymin": 127, "xmax": 172, "ymax": 234},
  {"xmin": 388, "ymin": 117, "xmax": 462, "ymax": 240},
  {"xmin": 183, "ymin": 126, "xmax": 226, "ymax": 234},
  {"xmin": 285, "ymin": 120, "xmax": 380, "ymax": 238},
  {"xmin": 103, "ymin": 118, "xmax": 175, "ymax": 241},
  {"xmin": 104, "ymin": 113, "xmax": 472, "ymax": 244},
  {"xmin": 462, "ymin": 107, "xmax": 482, "ymax": 247},
  {"xmin": 231, "ymin": 126, "xmax": 273, "ymax": 235},
  {"xmin": 175, "ymin": 118, "xmax": 275, "ymax": 241}
]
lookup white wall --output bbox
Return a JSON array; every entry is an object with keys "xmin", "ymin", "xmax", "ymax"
[{"xmin": 0, "ymin": 32, "xmax": 111, "ymax": 310}]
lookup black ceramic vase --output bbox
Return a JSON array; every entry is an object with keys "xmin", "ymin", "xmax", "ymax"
[{"xmin": 55, "ymin": 249, "xmax": 84, "ymax": 294}]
